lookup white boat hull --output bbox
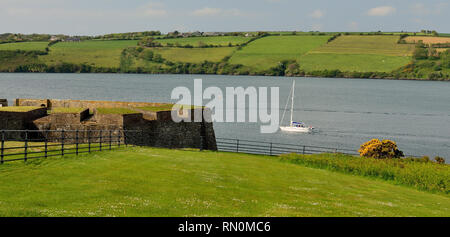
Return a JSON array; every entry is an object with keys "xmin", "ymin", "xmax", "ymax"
[{"xmin": 280, "ymin": 126, "xmax": 313, "ymax": 133}]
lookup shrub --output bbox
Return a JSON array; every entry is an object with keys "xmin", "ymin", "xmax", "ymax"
[
  {"xmin": 435, "ymin": 156, "xmax": 445, "ymax": 164},
  {"xmin": 359, "ymin": 139, "xmax": 404, "ymax": 159}
]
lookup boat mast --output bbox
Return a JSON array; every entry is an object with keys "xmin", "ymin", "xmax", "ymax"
[{"xmin": 290, "ymin": 80, "xmax": 295, "ymax": 127}]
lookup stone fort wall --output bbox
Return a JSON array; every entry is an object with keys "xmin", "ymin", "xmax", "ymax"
[{"xmin": 8, "ymin": 98, "xmax": 217, "ymax": 150}]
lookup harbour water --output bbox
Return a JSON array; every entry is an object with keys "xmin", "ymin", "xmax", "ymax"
[{"xmin": 1, "ymin": 73, "xmax": 449, "ymax": 160}]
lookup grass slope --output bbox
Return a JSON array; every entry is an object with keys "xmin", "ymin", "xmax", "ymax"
[
  {"xmin": 229, "ymin": 36, "xmax": 330, "ymax": 70},
  {"xmin": 311, "ymin": 35, "xmax": 414, "ymax": 56},
  {"xmin": 404, "ymin": 36, "xmax": 450, "ymax": 44},
  {"xmin": 300, "ymin": 35, "xmax": 414, "ymax": 72},
  {"xmin": 300, "ymin": 53, "xmax": 412, "ymax": 72},
  {"xmin": 155, "ymin": 36, "xmax": 250, "ymax": 47},
  {"xmin": 40, "ymin": 40, "xmax": 139, "ymax": 67},
  {"xmin": 0, "ymin": 42, "xmax": 48, "ymax": 51},
  {"xmin": 151, "ymin": 47, "xmax": 235, "ymax": 63},
  {"xmin": 0, "ymin": 147, "xmax": 448, "ymax": 217}
]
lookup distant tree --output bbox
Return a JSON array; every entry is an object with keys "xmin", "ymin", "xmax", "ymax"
[
  {"xmin": 140, "ymin": 50, "xmax": 154, "ymax": 61},
  {"xmin": 138, "ymin": 37, "xmax": 161, "ymax": 47},
  {"xmin": 119, "ymin": 50, "xmax": 134, "ymax": 72},
  {"xmin": 413, "ymin": 41, "xmax": 428, "ymax": 59}
]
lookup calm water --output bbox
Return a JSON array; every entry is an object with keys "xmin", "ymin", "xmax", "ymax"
[{"xmin": 1, "ymin": 73, "xmax": 449, "ymax": 159}]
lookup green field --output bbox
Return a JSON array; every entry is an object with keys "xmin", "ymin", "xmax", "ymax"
[
  {"xmin": 0, "ymin": 42, "xmax": 48, "ymax": 51},
  {"xmin": 0, "ymin": 147, "xmax": 448, "ymax": 217},
  {"xmin": 298, "ymin": 35, "xmax": 415, "ymax": 72},
  {"xmin": 40, "ymin": 40, "xmax": 139, "ymax": 67},
  {"xmin": 151, "ymin": 47, "xmax": 235, "ymax": 63},
  {"xmin": 155, "ymin": 36, "xmax": 250, "ymax": 47},
  {"xmin": 300, "ymin": 53, "xmax": 412, "ymax": 72},
  {"xmin": 229, "ymin": 36, "xmax": 330, "ymax": 70},
  {"xmin": 0, "ymin": 33, "xmax": 447, "ymax": 78},
  {"xmin": 310, "ymin": 35, "xmax": 414, "ymax": 56}
]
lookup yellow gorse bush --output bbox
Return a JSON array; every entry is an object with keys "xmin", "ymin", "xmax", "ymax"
[{"xmin": 359, "ymin": 139, "xmax": 404, "ymax": 159}]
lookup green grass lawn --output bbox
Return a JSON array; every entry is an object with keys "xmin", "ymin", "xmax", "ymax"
[
  {"xmin": 0, "ymin": 106, "xmax": 40, "ymax": 112},
  {"xmin": 229, "ymin": 36, "xmax": 330, "ymax": 70},
  {"xmin": 0, "ymin": 147, "xmax": 448, "ymax": 217},
  {"xmin": 155, "ymin": 36, "xmax": 250, "ymax": 47},
  {"xmin": 40, "ymin": 40, "xmax": 139, "ymax": 67},
  {"xmin": 0, "ymin": 42, "xmax": 49, "ymax": 51},
  {"xmin": 151, "ymin": 47, "xmax": 235, "ymax": 63},
  {"xmin": 95, "ymin": 107, "xmax": 139, "ymax": 114}
]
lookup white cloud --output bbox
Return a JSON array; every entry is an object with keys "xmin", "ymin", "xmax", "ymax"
[
  {"xmin": 141, "ymin": 2, "xmax": 167, "ymax": 17},
  {"xmin": 190, "ymin": 7, "xmax": 242, "ymax": 17},
  {"xmin": 410, "ymin": 2, "xmax": 448, "ymax": 15},
  {"xmin": 309, "ymin": 9, "xmax": 325, "ymax": 19},
  {"xmin": 367, "ymin": 6, "xmax": 396, "ymax": 16},
  {"xmin": 410, "ymin": 3, "xmax": 430, "ymax": 15},
  {"xmin": 349, "ymin": 21, "xmax": 358, "ymax": 31},
  {"xmin": 191, "ymin": 7, "xmax": 222, "ymax": 16}
]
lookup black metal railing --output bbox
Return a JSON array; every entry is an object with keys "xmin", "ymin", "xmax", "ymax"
[
  {"xmin": 0, "ymin": 129, "xmax": 362, "ymax": 164},
  {"xmin": 0, "ymin": 129, "xmax": 143, "ymax": 164},
  {"xmin": 216, "ymin": 138, "xmax": 359, "ymax": 156}
]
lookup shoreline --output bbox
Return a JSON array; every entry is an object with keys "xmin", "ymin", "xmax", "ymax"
[{"xmin": 0, "ymin": 71, "xmax": 448, "ymax": 82}]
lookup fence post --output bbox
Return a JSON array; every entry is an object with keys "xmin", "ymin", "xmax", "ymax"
[
  {"xmin": 24, "ymin": 131, "xmax": 28, "ymax": 162},
  {"xmin": 302, "ymin": 145, "xmax": 305, "ymax": 155},
  {"xmin": 99, "ymin": 130, "xmax": 102, "ymax": 151},
  {"xmin": 44, "ymin": 130, "xmax": 48, "ymax": 158},
  {"xmin": 269, "ymin": 142, "xmax": 273, "ymax": 156},
  {"xmin": 124, "ymin": 131, "xmax": 128, "ymax": 147},
  {"xmin": 118, "ymin": 130, "xmax": 121, "ymax": 148},
  {"xmin": 236, "ymin": 139, "xmax": 239, "ymax": 153},
  {"xmin": 109, "ymin": 130, "xmax": 112, "ymax": 150},
  {"xmin": 75, "ymin": 129, "xmax": 79, "ymax": 155},
  {"xmin": 61, "ymin": 129, "xmax": 65, "ymax": 156},
  {"xmin": 141, "ymin": 129, "xmax": 144, "ymax": 146},
  {"xmin": 1, "ymin": 130, "xmax": 5, "ymax": 164},
  {"xmin": 88, "ymin": 130, "xmax": 91, "ymax": 153},
  {"xmin": 199, "ymin": 136, "xmax": 203, "ymax": 151}
]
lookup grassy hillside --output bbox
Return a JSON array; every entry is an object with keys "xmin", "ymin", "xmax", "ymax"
[
  {"xmin": 0, "ymin": 147, "xmax": 448, "ymax": 217},
  {"xmin": 155, "ymin": 36, "xmax": 249, "ymax": 47},
  {"xmin": 300, "ymin": 53, "xmax": 412, "ymax": 72},
  {"xmin": 311, "ymin": 35, "xmax": 414, "ymax": 56},
  {"xmin": 404, "ymin": 36, "xmax": 450, "ymax": 44},
  {"xmin": 299, "ymin": 35, "xmax": 414, "ymax": 72},
  {"xmin": 151, "ymin": 47, "xmax": 236, "ymax": 63},
  {"xmin": 0, "ymin": 42, "xmax": 48, "ymax": 51},
  {"xmin": 40, "ymin": 40, "xmax": 139, "ymax": 67},
  {"xmin": 0, "ymin": 32, "xmax": 448, "ymax": 79},
  {"xmin": 229, "ymin": 35, "xmax": 330, "ymax": 70}
]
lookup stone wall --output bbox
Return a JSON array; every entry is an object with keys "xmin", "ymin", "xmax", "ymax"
[
  {"xmin": 12, "ymin": 98, "xmax": 217, "ymax": 150},
  {"xmin": 0, "ymin": 108, "xmax": 47, "ymax": 139},
  {"xmin": 16, "ymin": 98, "xmax": 170, "ymax": 110},
  {"xmin": 0, "ymin": 99, "xmax": 7, "ymax": 107}
]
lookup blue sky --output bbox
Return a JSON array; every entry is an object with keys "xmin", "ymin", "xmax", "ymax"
[{"xmin": 0, "ymin": 0, "xmax": 448, "ymax": 35}]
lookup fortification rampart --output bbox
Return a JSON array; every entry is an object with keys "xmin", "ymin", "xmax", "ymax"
[{"xmin": 5, "ymin": 98, "xmax": 217, "ymax": 150}]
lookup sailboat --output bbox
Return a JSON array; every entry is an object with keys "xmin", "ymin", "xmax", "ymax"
[{"xmin": 280, "ymin": 80, "xmax": 314, "ymax": 133}]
